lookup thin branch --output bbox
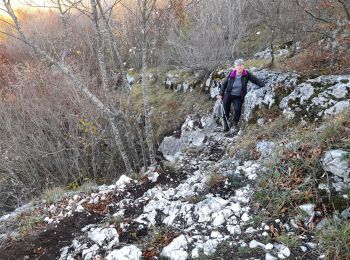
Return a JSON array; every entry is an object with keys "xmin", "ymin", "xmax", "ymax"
[
  {"xmin": 0, "ymin": 30, "xmax": 28, "ymax": 42},
  {"xmin": 296, "ymin": 0, "xmax": 332, "ymax": 24},
  {"xmin": 0, "ymin": 18, "xmax": 17, "ymax": 29},
  {"xmin": 99, "ymin": 0, "xmax": 121, "ymax": 19},
  {"xmin": 119, "ymin": 1, "xmax": 136, "ymax": 17}
]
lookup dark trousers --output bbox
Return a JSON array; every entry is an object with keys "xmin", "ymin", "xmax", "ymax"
[{"xmin": 222, "ymin": 94, "xmax": 243, "ymax": 125}]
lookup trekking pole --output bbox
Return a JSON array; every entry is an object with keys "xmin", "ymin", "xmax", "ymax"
[{"xmin": 220, "ymin": 100, "xmax": 230, "ymax": 129}]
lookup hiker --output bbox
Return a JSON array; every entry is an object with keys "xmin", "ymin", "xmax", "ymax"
[{"xmin": 217, "ymin": 59, "xmax": 265, "ymax": 132}]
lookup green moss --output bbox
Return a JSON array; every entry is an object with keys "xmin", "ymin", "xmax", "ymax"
[
  {"xmin": 310, "ymin": 81, "xmax": 332, "ymax": 90},
  {"xmin": 296, "ymin": 76, "xmax": 307, "ymax": 85},
  {"xmin": 340, "ymin": 79, "xmax": 349, "ymax": 84},
  {"xmin": 309, "ymin": 74, "xmax": 320, "ymax": 79},
  {"xmin": 229, "ymin": 175, "xmax": 245, "ymax": 189}
]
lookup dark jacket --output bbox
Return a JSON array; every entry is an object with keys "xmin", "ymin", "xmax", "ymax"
[{"xmin": 219, "ymin": 69, "xmax": 265, "ymax": 102}]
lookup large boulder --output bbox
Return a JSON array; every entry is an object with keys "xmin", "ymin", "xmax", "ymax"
[
  {"xmin": 242, "ymin": 70, "xmax": 299, "ymax": 122},
  {"xmin": 159, "ymin": 114, "xmax": 215, "ymax": 162},
  {"xmin": 159, "ymin": 136, "xmax": 182, "ymax": 162}
]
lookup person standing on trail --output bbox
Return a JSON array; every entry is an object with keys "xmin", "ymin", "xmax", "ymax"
[{"xmin": 217, "ymin": 59, "xmax": 265, "ymax": 132}]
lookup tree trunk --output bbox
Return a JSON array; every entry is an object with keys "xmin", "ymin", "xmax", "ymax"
[
  {"xmin": 330, "ymin": 20, "xmax": 344, "ymax": 67},
  {"xmin": 96, "ymin": 0, "xmax": 133, "ymax": 93},
  {"xmin": 140, "ymin": 0, "xmax": 156, "ymax": 165},
  {"xmin": 269, "ymin": 29, "xmax": 275, "ymax": 68},
  {"xmin": 135, "ymin": 118, "xmax": 148, "ymax": 169},
  {"xmin": 90, "ymin": 0, "xmax": 109, "ymax": 97}
]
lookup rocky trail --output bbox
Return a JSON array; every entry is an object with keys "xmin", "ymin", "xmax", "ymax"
[
  {"xmin": 0, "ymin": 118, "xmax": 321, "ymax": 260},
  {"xmin": 0, "ymin": 70, "xmax": 349, "ymax": 259}
]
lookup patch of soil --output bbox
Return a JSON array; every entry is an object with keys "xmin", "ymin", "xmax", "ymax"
[
  {"xmin": 118, "ymin": 222, "xmax": 149, "ymax": 244},
  {"xmin": 208, "ymin": 178, "xmax": 238, "ymax": 198},
  {"xmin": 0, "ymin": 212, "xmax": 103, "ymax": 260}
]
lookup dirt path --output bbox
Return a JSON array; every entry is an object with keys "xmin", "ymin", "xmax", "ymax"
[{"xmin": 0, "ymin": 212, "xmax": 102, "ymax": 260}]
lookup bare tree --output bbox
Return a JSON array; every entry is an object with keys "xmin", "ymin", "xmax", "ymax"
[
  {"xmin": 0, "ymin": 0, "xmax": 134, "ymax": 174},
  {"xmin": 247, "ymin": 0, "xmax": 306, "ymax": 66},
  {"xmin": 137, "ymin": 0, "xmax": 156, "ymax": 164},
  {"xmin": 296, "ymin": 0, "xmax": 350, "ymax": 66},
  {"xmin": 167, "ymin": 0, "xmax": 248, "ymax": 74}
]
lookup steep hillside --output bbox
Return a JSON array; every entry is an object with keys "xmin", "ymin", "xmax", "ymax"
[{"xmin": 0, "ymin": 68, "xmax": 349, "ymax": 260}]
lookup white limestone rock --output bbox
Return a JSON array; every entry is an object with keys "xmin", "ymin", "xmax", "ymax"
[
  {"xmin": 201, "ymin": 115, "xmax": 217, "ymax": 132},
  {"xmin": 202, "ymin": 239, "xmax": 220, "ymax": 255},
  {"xmin": 44, "ymin": 217, "xmax": 53, "ymax": 224},
  {"xmin": 298, "ymin": 204, "xmax": 315, "ymax": 217},
  {"xmin": 115, "ymin": 175, "xmax": 133, "ymax": 190},
  {"xmin": 212, "ymin": 213, "xmax": 226, "ymax": 227},
  {"xmin": 322, "ymin": 150, "xmax": 350, "ymax": 182},
  {"xmin": 159, "ymin": 136, "xmax": 182, "ymax": 162},
  {"xmin": 266, "ymin": 243, "xmax": 274, "ymax": 250},
  {"xmin": 341, "ymin": 207, "xmax": 350, "ymax": 220},
  {"xmin": 181, "ymin": 130, "xmax": 206, "ymax": 148},
  {"xmin": 256, "ymin": 141, "xmax": 276, "ymax": 158},
  {"xmin": 275, "ymin": 244, "xmax": 291, "ymax": 259},
  {"xmin": 82, "ymin": 244, "xmax": 99, "ymax": 260},
  {"xmin": 227, "ymin": 225, "xmax": 242, "ymax": 235},
  {"xmin": 257, "ymin": 118, "xmax": 265, "ymax": 126},
  {"xmin": 300, "ymin": 246, "xmax": 308, "ymax": 252},
  {"xmin": 280, "ymin": 83, "xmax": 314, "ymax": 109},
  {"xmin": 88, "ymin": 227, "xmax": 118, "ymax": 246},
  {"xmin": 160, "ymin": 235, "xmax": 188, "ymax": 260},
  {"xmin": 145, "ymin": 171, "xmax": 159, "ymax": 183},
  {"xmin": 266, "ymin": 253, "xmax": 278, "ymax": 260},
  {"xmin": 210, "ymin": 231, "xmax": 222, "ymax": 238},
  {"xmin": 126, "ymin": 74, "xmax": 135, "ymax": 85},
  {"xmin": 59, "ymin": 246, "xmax": 69, "ymax": 260},
  {"xmin": 76, "ymin": 205, "xmax": 85, "ymax": 212},
  {"xmin": 241, "ymin": 212, "xmax": 250, "ymax": 222},
  {"xmin": 324, "ymin": 100, "xmax": 350, "ymax": 116},
  {"xmin": 106, "ymin": 245, "xmax": 142, "ymax": 260},
  {"xmin": 249, "ymin": 240, "xmax": 266, "ymax": 249},
  {"xmin": 210, "ymin": 80, "xmax": 221, "ymax": 98},
  {"xmin": 194, "ymin": 197, "xmax": 229, "ymax": 223}
]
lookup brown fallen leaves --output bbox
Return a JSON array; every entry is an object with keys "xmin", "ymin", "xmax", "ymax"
[{"xmin": 82, "ymin": 194, "xmax": 113, "ymax": 214}]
